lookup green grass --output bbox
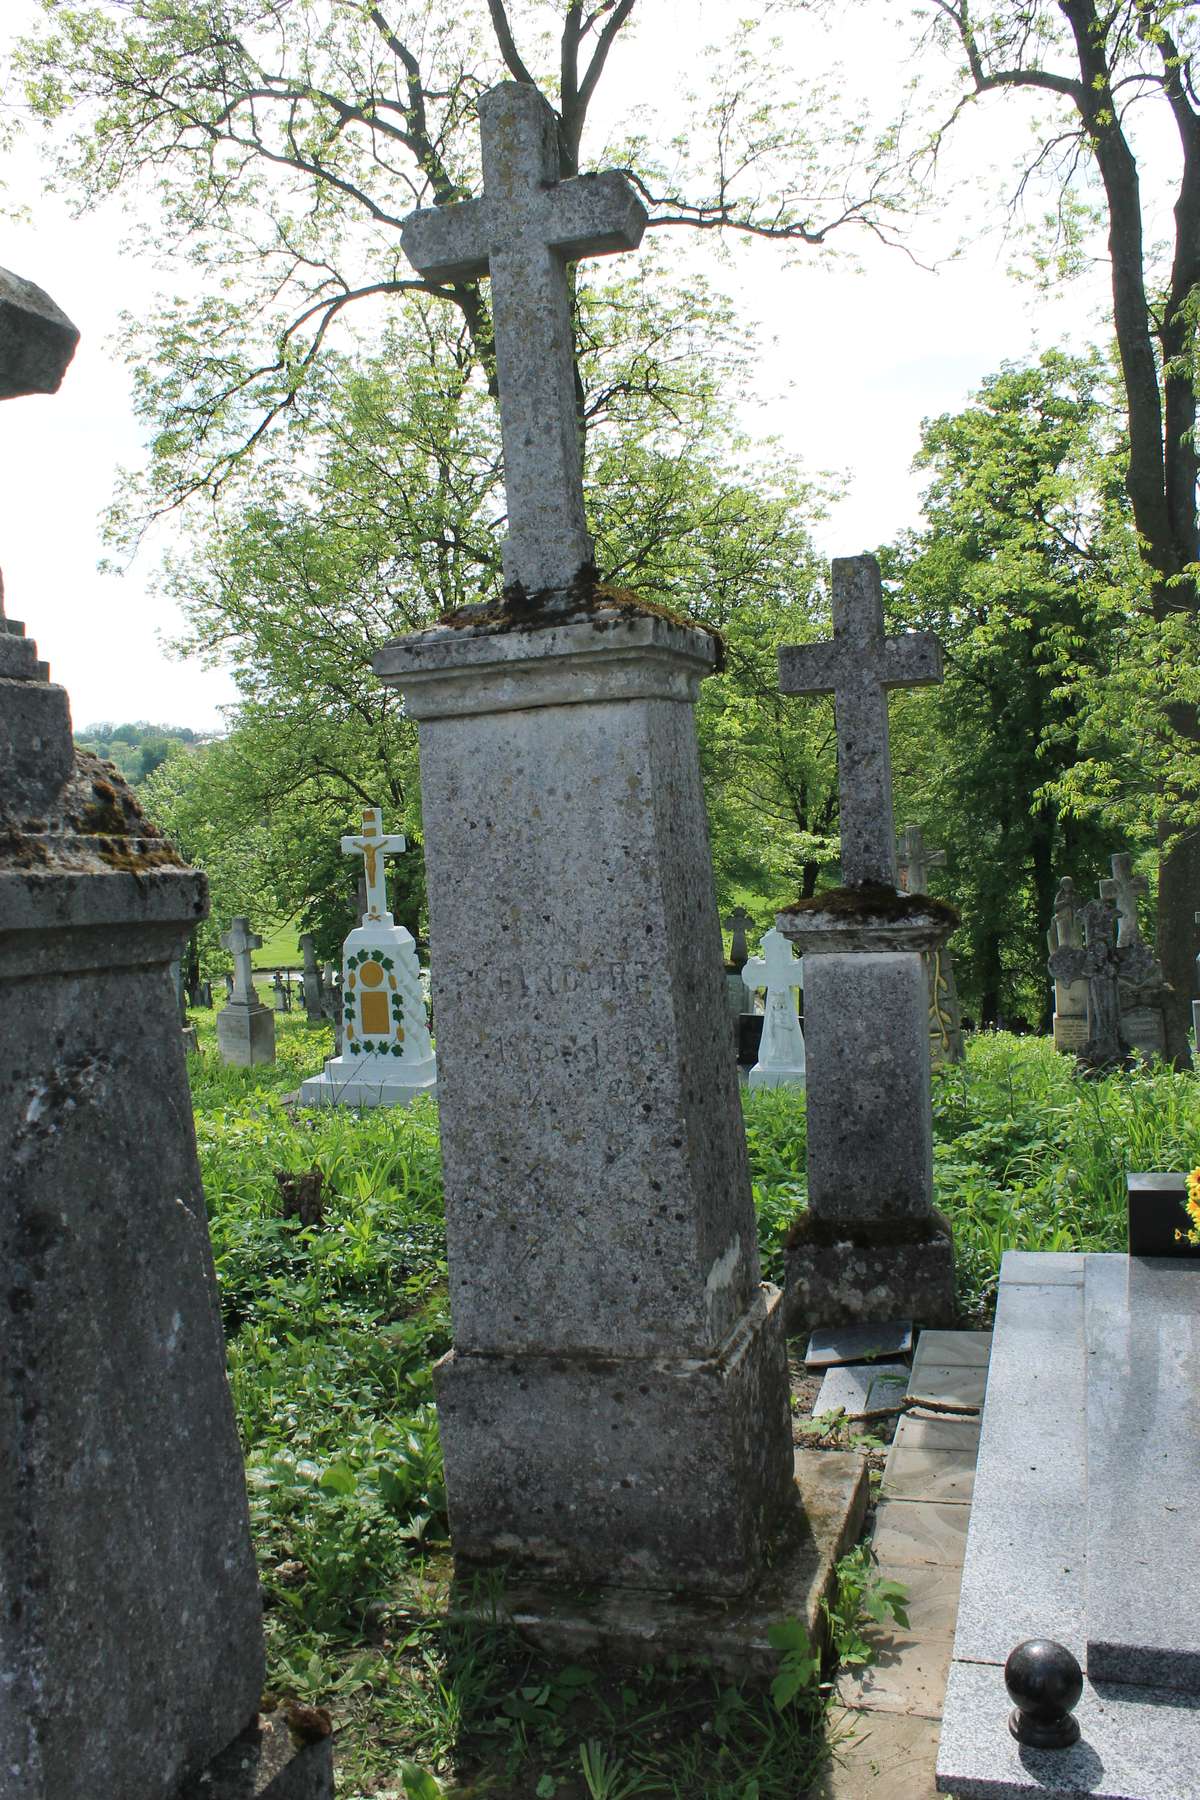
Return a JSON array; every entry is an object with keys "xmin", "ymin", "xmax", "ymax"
[
  {"xmin": 251, "ymin": 918, "xmax": 304, "ymax": 968},
  {"xmin": 186, "ymin": 1017, "xmax": 1200, "ymax": 1796}
]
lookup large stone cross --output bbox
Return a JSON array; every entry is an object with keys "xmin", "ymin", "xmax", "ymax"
[
  {"xmin": 778, "ymin": 556, "xmax": 942, "ymax": 887},
  {"xmin": 1101, "ymin": 852, "xmax": 1148, "ymax": 946},
  {"xmin": 220, "ymin": 916, "xmax": 262, "ymax": 1005},
  {"xmin": 742, "ymin": 928, "xmax": 802, "ymax": 1005},
  {"xmin": 897, "ymin": 824, "xmax": 946, "ymax": 897},
  {"xmin": 342, "ymin": 807, "xmax": 406, "ymax": 925},
  {"xmin": 724, "ymin": 904, "xmax": 753, "ymax": 969},
  {"xmin": 400, "ymin": 82, "xmax": 647, "ymax": 594}
]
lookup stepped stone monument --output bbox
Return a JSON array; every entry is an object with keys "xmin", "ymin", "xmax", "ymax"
[
  {"xmin": 1046, "ymin": 877, "xmax": 1089, "ymax": 1053},
  {"xmin": 1047, "ymin": 891, "xmax": 1159, "ymax": 1074},
  {"xmin": 0, "ymin": 270, "xmax": 330, "ymax": 1797},
  {"xmin": 741, "ymin": 927, "xmax": 806, "ymax": 1089},
  {"xmin": 896, "ymin": 823, "xmax": 964, "ymax": 1064},
  {"xmin": 374, "ymin": 82, "xmax": 865, "ymax": 1655},
  {"xmin": 298, "ymin": 808, "xmax": 436, "ymax": 1108},
  {"xmin": 216, "ymin": 915, "xmax": 276, "ymax": 1066},
  {"xmin": 775, "ymin": 555, "xmax": 957, "ymax": 1333},
  {"xmin": 1102, "ymin": 851, "xmax": 1169, "ymax": 1060}
]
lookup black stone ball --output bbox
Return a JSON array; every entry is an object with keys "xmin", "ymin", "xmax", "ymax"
[{"xmin": 1005, "ymin": 1640, "xmax": 1083, "ymax": 1748}]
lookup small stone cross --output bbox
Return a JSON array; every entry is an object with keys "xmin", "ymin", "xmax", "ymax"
[
  {"xmin": 342, "ymin": 807, "xmax": 406, "ymax": 925},
  {"xmin": 724, "ymin": 905, "xmax": 754, "ymax": 969},
  {"xmin": 778, "ymin": 556, "xmax": 942, "ymax": 887},
  {"xmin": 220, "ymin": 916, "xmax": 262, "ymax": 1005},
  {"xmin": 401, "ymin": 83, "xmax": 647, "ymax": 594},
  {"xmin": 1100, "ymin": 853, "xmax": 1148, "ymax": 947},
  {"xmin": 897, "ymin": 824, "xmax": 946, "ymax": 897}
]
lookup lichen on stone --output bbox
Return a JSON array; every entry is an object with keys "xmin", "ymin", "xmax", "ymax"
[
  {"xmin": 0, "ymin": 749, "xmax": 189, "ymax": 876},
  {"xmin": 780, "ymin": 881, "xmax": 960, "ymax": 930}
]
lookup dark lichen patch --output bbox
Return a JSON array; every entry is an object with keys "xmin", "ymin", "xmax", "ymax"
[
  {"xmin": 780, "ymin": 882, "xmax": 960, "ymax": 930},
  {"xmin": 436, "ymin": 566, "xmax": 726, "ymax": 669},
  {"xmin": 0, "ymin": 750, "xmax": 189, "ymax": 875}
]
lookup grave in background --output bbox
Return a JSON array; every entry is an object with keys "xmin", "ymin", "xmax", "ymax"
[
  {"xmin": 741, "ymin": 926, "xmax": 806, "ymax": 1089},
  {"xmin": 216, "ymin": 915, "xmax": 276, "ymax": 1066},
  {"xmin": 897, "ymin": 823, "xmax": 965, "ymax": 1064},
  {"xmin": 1046, "ymin": 877, "xmax": 1089, "ymax": 1054}
]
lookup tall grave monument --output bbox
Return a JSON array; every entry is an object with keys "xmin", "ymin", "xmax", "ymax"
[
  {"xmin": 0, "ymin": 269, "xmax": 329, "ymax": 1796},
  {"xmin": 216, "ymin": 914, "xmax": 276, "ymax": 1066},
  {"xmin": 896, "ymin": 822, "xmax": 965, "ymax": 1063},
  {"xmin": 775, "ymin": 556, "xmax": 957, "ymax": 1332},
  {"xmin": 299, "ymin": 808, "xmax": 436, "ymax": 1108},
  {"xmin": 373, "ymin": 85, "xmax": 861, "ymax": 1639},
  {"xmin": 1046, "ymin": 876, "xmax": 1090, "ymax": 1052}
]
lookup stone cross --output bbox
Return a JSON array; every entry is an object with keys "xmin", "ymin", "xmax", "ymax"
[
  {"xmin": 220, "ymin": 916, "xmax": 262, "ymax": 1004},
  {"xmin": 897, "ymin": 824, "xmax": 947, "ymax": 896},
  {"xmin": 778, "ymin": 556, "xmax": 942, "ymax": 887},
  {"xmin": 741, "ymin": 928, "xmax": 806, "ymax": 1078},
  {"xmin": 1101, "ymin": 852, "xmax": 1148, "ymax": 946},
  {"xmin": 1047, "ymin": 897, "xmax": 1129, "ymax": 1070},
  {"xmin": 342, "ymin": 806, "xmax": 406, "ymax": 925},
  {"xmin": 400, "ymin": 83, "xmax": 647, "ymax": 594},
  {"xmin": 724, "ymin": 904, "xmax": 754, "ymax": 969}
]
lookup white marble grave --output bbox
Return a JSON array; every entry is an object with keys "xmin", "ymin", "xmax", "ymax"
[
  {"xmin": 741, "ymin": 927, "xmax": 806, "ymax": 1089},
  {"xmin": 298, "ymin": 808, "xmax": 436, "ymax": 1108}
]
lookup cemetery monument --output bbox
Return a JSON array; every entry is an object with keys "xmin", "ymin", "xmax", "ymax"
[
  {"xmin": 1047, "ymin": 889, "xmax": 1159, "ymax": 1074},
  {"xmin": 373, "ymin": 82, "xmax": 865, "ymax": 1651},
  {"xmin": 216, "ymin": 914, "xmax": 276, "ymax": 1067},
  {"xmin": 1102, "ymin": 850, "xmax": 1170, "ymax": 1060},
  {"xmin": 0, "ymin": 267, "xmax": 330, "ymax": 1797},
  {"xmin": 1046, "ymin": 876, "xmax": 1089, "ymax": 1053},
  {"xmin": 897, "ymin": 822, "xmax": 965, "ymax": 1063},
  {"xmin": 298, "ymin": 808, "xmax": 436, "ymax": 1108},
  {"xmin": 776, "ymin": 555, "xmax": 957, "ymax": 1332},
  {"xmin": 300, "ymin": 930, "xmax": 325, "ymax": 1021},
  {"xmin": 741, "ymin": 926, "xmax": 806, "ymax": 1089}
]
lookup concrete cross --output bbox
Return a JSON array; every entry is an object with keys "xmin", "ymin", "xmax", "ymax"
[
  {"xmin": 742, "ymin": 928, "xmax": 805, "ymax": 1076},
  {"xmin": 400, "ymin": 82, "xmax": 647, "ymax": 594},
  {"xmin": 342, "ymin": 807, "xmax": 406, "ymax": 925},
  {"xmin": 724, "ymin": 904, "xmax": 754, "ymax": 969},
  {"xmin": 778, "ymin": 556, "xmax": 942, "ymax": 887},
  {"xmin": 742, "ymin": 928, "xmax": 802, "ymax": 1004},
  {"xmin": 1101, "ymin": 852, "xmax": 1148, "ymax": 947},
  {"xmin": 897, "ymin": 824, "xmax": 947, "ymax": 896},
  {"xmin": 221, "ymin": 916, "xmax": 262, "ymax": 1004}
]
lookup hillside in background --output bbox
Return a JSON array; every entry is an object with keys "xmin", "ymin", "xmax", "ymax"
[{"xmin": 75, "ymin": 721, "xmax": 215, "ymax": 786}]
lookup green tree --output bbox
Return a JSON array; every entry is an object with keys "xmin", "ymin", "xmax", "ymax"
[{"xmin": 885, "ymin": 350, "xmax": 1141, "ymax": 1023}]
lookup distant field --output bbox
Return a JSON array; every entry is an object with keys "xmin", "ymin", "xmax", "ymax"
[{"xmin": 250, "ymin": 920, "xmax": 303, "ymax": 968}]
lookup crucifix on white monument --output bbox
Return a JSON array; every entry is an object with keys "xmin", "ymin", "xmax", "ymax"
[
  {"xmin": 342, "ymin": 807, "xmax": 406, "ymax": 925},
  {"xmin": 220, "ymin": 916, "xmax": 263, "ymax": 1005},
  {"xmin": 778, "ymin": 558, "xmax": 942, "ymax": 887},
  {"xmin": 401, "ymin": 82, "xmax": 648, "ymax": 594}
]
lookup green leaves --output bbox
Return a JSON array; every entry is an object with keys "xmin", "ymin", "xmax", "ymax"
[
  {"xmin": 400, "ymin": 1765, "xmax": 444, "ymax": 1800},
  {"xmin": 766, "ymin": 1617, "xmax": 820, "ymax": 1710}
]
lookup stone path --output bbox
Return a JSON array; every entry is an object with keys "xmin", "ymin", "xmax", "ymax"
[{"xmin": 813, "ymin": 1329, "xmax": 992, "ymax": 1800}]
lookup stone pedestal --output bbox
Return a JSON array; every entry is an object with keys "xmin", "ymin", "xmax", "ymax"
[
  {"xmin": 298, "ymin": 917, "xmax": 436, "ymax": 1109},
  {"xmin": 374, "ymin": 603, "xmax": 796, "ymax": 1599},
  {"xmin": 217, "ymin": 997, "xmax": 276, "ymax": 1066},
  {"xmin": 776, "ymin": 895, "xmax": 957, "ymax": 1335}
]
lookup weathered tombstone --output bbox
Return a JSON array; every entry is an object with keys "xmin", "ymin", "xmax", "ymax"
[
  {"xmin": 372, "ymin": 82, "xmax": 859, "ymax": 1659},
  {"xmin": 896, "ymin": 823, "xmax": 965, "ymax": 1064},
  {"xmin": 1046, "ymin": 877, "xmax": 1089, "ymax": 1054},
  {"xmin": 199, "ymin": 977, "xmax": 213, "ymax": 1009},
  {"xmin": 1102, "ymin": 851, "xmax": 1169, "ymax": 1059},
  {"xmin": 724, "ymin": 904, "xmax": 753, "ymax": 969},
  {"xmin": 298, "ymin": 809, "xmax": 436, "ymax": 1108},
  {"xmin": 723, "ymin": 904, "xmax": 757, "ymax": 1030},
  {"xmin": 775, "ymin": 555, "xmax": 957, "ymax": 1333},
  {"xmin": 741, "ymin": 927, "xmax": 806, "ymax": 1089},
  {"xmin": 300, "ymin": 931, "xmax": 325, "ymax": 1022},
  {"xmin": 216, "ymin": 916, "xmax": 276, "ymax": 1066},
  {"xmin": 0, "ymin": 271, "xmax": 329, "ymax": 1797},
  {"xmin": 1046, "ymin": 894, "xmax": 1157, "ymax": 1073},
  {"xmin": 223, "ymin": 969, "xmax": 234, "ymax": 1001},
  {"xmin": 271, "ymin": 967, "xmax": 291, "ymax": 1013}
]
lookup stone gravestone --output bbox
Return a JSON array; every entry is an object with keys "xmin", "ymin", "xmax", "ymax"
[
  {"xmin": 272, "ymin": 967, "xmax": 291, "ymax": 1012},
  {"xmin": 741, "ymin": 927, "xmax": 806, "ymax": 1089},
  {"xmin": 216, "ymin": 916, "xmax": 276, "ymax": 1066},
  {"xmin": 300, "ymin": 931, "xmax": 325, "ymax": 1021},
  {"xmin": 723, "ymin": 903, "xmax": 757, "ymax": 1043},
  {"xmin": 298, "ymin": 808, "xmax": 436, "ymax": 1108},
  {"xmin": 373, "ymin": 83, "xmax": 859, "ymax": 1654},
  {"xmin": 896, "ymin": 823, "xmax": 965, "ymax": 1064},
  {"xmin": 169, "ymin": 951, "xmax": 199, "ymax": 1054},
  {"xmin": 1046, "ymin": 876, "xmax": 1089, "ymax": 1053},
  {"xmin": 0, "ymin": 270, "xmax": 329, "ymax": 1797},
  {"xmin": 775, "ymin": 555, "xmax": 957, "ymax": 1333},
  {"xmin": 1102, "ymin": 850, "xmax": 1169, "ymax": 1060},
  {"xmin": 1047, "ymin": 893, "xmax": 1158, "ymax": 1074}
]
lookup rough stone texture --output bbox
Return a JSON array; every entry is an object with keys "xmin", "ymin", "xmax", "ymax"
[
  {"xmin": 1, "ymin": 746, "xmax": 266, "ymax": 1797},
  {"xmin": 0, "ymin": 661, "xmax": 74, "ymax": 820},
  {"xmin": 374, "ymin": 604, "xmax": 795, "ymax": 1594},
  {"xmin": 778, "ymin": 557, "xmax": 941, "ymax": 887},
  {"xmin": 1048, "ymin": 895, "xmax": 1161, "ymax": 1073},
  {"xmin": 176, "ymin": 1711, "xmax": 334, "ymax": 1799},
  {"xmin": 400, "ymin": 84, "xmax": 646, "ymax": 594},
  {"xmin": 785, "ymin": 1217, "xmax": 957, "ymax": 1338},
  {"xmin": 0, "ymin": 266, "xmax": 79, "ymax": 400},
  {"xmin": 217, "ymin": 998, "xmax": 277, "ymax": 1067}
]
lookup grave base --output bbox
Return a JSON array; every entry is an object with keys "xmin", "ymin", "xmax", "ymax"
[
  {"xmin": 747, "ymin": 1062, "xmax": 805, "ymax": 1090},
  {"xmin": 298, "ymin": 1053, "xmax": 437, "ymax": 1109},
  {"xmin": 176, "ymin": 1710, "xmax": 334, "ymax": 1799},
  {"xmin": 450, "ymin": 1450, "xmax": 868, "ymax": 1677},
  {"xmin": 217, "ymin": 1001, "xmax": 276, "ymax": 1067},
  {"xmin": 783, "ymin": 1210, "xmax": 956, "ymax": 1336}
]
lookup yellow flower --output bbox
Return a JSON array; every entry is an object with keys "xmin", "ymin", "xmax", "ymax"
[{"xmin": 1187, "ymin": 1169, "xmax": 1200, "ymax": 1246}]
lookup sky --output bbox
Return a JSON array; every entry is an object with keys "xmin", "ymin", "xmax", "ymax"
[{"xmin": 0, "ymin": 0, "xmax": 1154, "ymax": 731}]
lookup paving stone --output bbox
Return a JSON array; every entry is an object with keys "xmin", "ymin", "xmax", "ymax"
[
  {"xmin": 813, "ymin": 1361, "xmax": 911, "ymax": 1419},
  {"xmin": 911, "ymin": 1329, "xmax": 993, "ymax": 1368},
  {"xmin": 881, "ymin": 1446, "xmax": 976, "ymax": 1504},
  {"xmin": 905, "ymin": 1363, "xmax": 988, "ymax": 1410},
  {"xmin": 815, "ymin": 1707, "xmax": 941, "ymax": 1800},
  {"xmin": 870, "ymin": 1499, "xmax": 971, "ymax": 1569},
  {"xmin": 805, "ymin": 1319, "xmax": 914, "ymax": 1368},
  {"xmin": 874, "ymin": 1561, "xmax": 963, "ymax": 1639},
  {"xmin": 892, "ymin": 1413, "xmax": 980, "ymax": 1452},
  {"xmin": 999, "ymin": 1248, "xmax": 1085, "ymax": 1286},
  {"xmin": 836, "ymin": 1632, "xmax": 953, "ymax": 1718}
]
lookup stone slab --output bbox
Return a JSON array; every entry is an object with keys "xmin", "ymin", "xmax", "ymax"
[
  {"xmin": 892, "ymin": 1413, "xmax": 981, "ymax": 1453},
  {"xmin": 936, "ymin": 1659, "xmax": 1200, "ymax": 1800},
  {"xmin": 806, "ymin": 1319, "xmax": 914, "ymax": 1367},
  {"xmin": 217, "ymin": 1001, "xmax": 276, "ymax": 1067},
  {"xmin": 298, "ymin": 1064, "xmax": 437, "ymax": 1109},
  {"xmin": 911, "ymin": 1329, "xmax": 993, "ymax": 1369},
  {"xmin": 458, "ymin": 1449, "xmax": 869, "ymax": 1677},
  {"xmin": 871, "ymin": 1560, "xmax": 964, "ymax": 1642},
  {"xmin": 813, "ymin": 1361, "xmax": 911, "ymax": 1420},
  {"xmin": 871, "ymin": 1500, "xmax": 971, "ymax": 1570},
  {"xmin": 816, "ymin": 1708, "xmax": 941, "ymax": 1800},
  {"xmin": 999, "ymin": 1249, "xmax": 1085, "ymax": 1286},
  {"xmin": 881, "ymin": 1447, "xmax": 976, "ymax": 1505},
  {"xmin": 836, "ymin": 1633, "xmax": 954, "ymax": 1718},
  {"xmin": 1085, "ymin": 1255, "xmax": 1200, "ymax": 1693},
  {"xmin": 176, "ymin": 1711, "xmax": 334, "ymax": 1798},
  {"xmin": 905, "ymin": 1364, "xmax": 988, "ymax": 1411}
]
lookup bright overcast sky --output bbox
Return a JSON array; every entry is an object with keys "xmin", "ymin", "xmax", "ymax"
[{"xmin": 0, "ymin": 0, "xmax": 1151, "ymax": 731}]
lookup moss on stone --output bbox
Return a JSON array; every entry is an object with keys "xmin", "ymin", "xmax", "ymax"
[
  {"xmin": 0, "ymin": 750, "xmax": 189, "ymax": 875},
  {"xmin": 780, "ymin": 882, "xmax": 960, "ymax": 930}
]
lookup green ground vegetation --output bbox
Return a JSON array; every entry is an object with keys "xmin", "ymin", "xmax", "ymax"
[{"xmin": 187, "ymin": 1015, "xmax": 1199, "ymax": 1796}]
